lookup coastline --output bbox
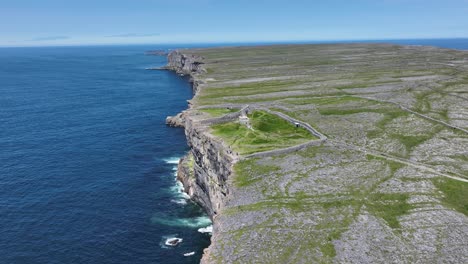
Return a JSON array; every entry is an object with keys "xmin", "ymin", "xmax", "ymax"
[{"xmin": 165, "ymin": 50, "xmax": 231, "ymax": 262}]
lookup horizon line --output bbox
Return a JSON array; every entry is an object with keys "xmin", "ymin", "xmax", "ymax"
[{"xmin": 1, "ymin": 37, "xmax": 468, "ymax": 49}]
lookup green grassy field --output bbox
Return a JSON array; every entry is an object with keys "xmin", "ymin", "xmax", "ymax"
[{"xmin": 211, "ymin": 110, "xmax": 316, "ymax": 155}]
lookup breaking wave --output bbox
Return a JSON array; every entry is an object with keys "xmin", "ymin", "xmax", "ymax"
[
  {"xmin": 152, "ymin": 216, "xmax": 212, "ymax": 229},
  {"xmin": 163, "ymin": 157, "xmax": 181, "ymax": 164},
  {"xmin": 198, "ymin": 225, "xmax": 213, "ymax": 234}
]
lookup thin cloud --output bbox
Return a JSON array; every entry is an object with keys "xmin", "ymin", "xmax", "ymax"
[
  {"xmin": 106, "ymin": 33, "xmax": 160, "ymax": 38},
  {"xmin": 29, "ymin": 36, "xmax": 70, "ymax": 41}
]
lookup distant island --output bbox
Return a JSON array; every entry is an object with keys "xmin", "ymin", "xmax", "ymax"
[{"xmin": 166, "ymin": 43, "xmax": 468, "ymax": 263}]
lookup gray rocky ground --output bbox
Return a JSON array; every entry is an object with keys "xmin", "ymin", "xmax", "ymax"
[{"xmin": 168, "ymin": 44, "xmax": 468, "ymax": 263}]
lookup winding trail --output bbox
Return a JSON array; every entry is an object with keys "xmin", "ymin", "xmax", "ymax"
[
  {"xmin": 358, "ymin": 96, "xmax": 468, "ymax": 135},
  {"xmin": 332, "ymin": 141, "xmax": 468, "ymax": 183},
  {"xmin": 195, "ymin": 104, "xmax": 468, "ymax": 183},
  {"xmin": 399, "ymin": 104, "xmax": 468, "ymax": 134}
]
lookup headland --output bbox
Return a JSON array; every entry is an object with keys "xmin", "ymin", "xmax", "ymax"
[{"xmin": 166, "ymin": 44, "xmax": 468, "ymax": 263}]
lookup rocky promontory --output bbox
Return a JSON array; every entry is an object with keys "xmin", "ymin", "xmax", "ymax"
[{"xmin": 165, "ymin": 112, "xmax": 186, "ymax": 127}]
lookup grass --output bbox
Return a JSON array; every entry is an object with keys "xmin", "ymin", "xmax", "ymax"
[
  {"xmin": 218, "ymin": 92, "xmax": 351, "ymax": 105},
  {"xmin": 375, "ymin": 111, "xmax": 408, "ymax": 129},
  {"xmin": 233, "ymin": 158, "xmax": 280, "ymax": 187},
  {"xmin": 200, "ymin": 107, "xmax": 239, "ymax": 117},
  {"xmin": 318, "ymin": 107, "xmax": 381, "ymax": 116},
  {"xmin": 366, "ymin": 193, "xmax": 412, "ymax": 229},
  {"xmin": 432, "ymin": 177, "xmax": 468, "ymax": 216},
  {"xmin": 286, "ymin": 95, "xmax": 363, "ymax": 106},
  {"xmin": 317, "ymin": 101, "xmax": 402, "ymax": 117},
  {"xmin": 367, "ymin": 110, "xmax": 409, "ymax": 138},
  {"xmin": 211, "ymin": 110, "xmax": 316, "ymax": 155},
  {"xmin": 320, "ymin": 242, "xmax": 337, "ymax": 258},
  {"xmin": 391, "ymin": 134, "xmax": 432, "ymax": 153},
  {"xmin": 199, "ymin": 80, "xmax": 303, "ymax": 99},
  {"xmin": 413, "ymin": 91, "xmax": 432, "ymax": 113},
  {"xmin": 186, "ymin": 153, "xmax": 195, "ymax": 178},
  {"xmin": 438, "ymin": 109, "xmax": 449, "ymax": 121}
]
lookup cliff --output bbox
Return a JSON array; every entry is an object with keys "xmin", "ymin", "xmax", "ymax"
[
  {"xmin": 166, "ymin": 51, "xmax": 206, "ymax": 95},
  {"xmin": 176, "ymin": 117, "xmax": 233, "ymax": 217},
  {"xmin": 166, "ymin": 50, "xmax": 205, "ymax": 75},
  {"xmin": 167, "ymin": 50, "xmax": 234, "ymax": 262}
]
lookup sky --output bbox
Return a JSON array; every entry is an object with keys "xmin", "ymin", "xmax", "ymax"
[{"xmin": 1, "ymin": 0, "xmax": 467, "ymax": 47}]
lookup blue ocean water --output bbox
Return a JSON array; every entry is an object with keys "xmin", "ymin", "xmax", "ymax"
[
  {"xmin": 0, "ymin": 46, "xmax": 210, "ymax": 264},
  {"xmin": 0, "ymin": 39, "xmax": 466, "ymax": 264}
]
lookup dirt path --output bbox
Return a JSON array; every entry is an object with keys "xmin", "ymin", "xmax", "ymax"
[
  {"xmin": 356, "ymin": 96, "xmax": 468, "ymax": 134},
  {"xmin": 196, "ymin": 104, "xmax": 468, "ymax": 183},
  {"xmin": 332, "ymin": 141, "xmax": 468, "ymax": 183}
]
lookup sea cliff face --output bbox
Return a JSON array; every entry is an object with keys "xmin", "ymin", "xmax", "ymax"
[
  {"xmin": 177, "ymin": 117, "xmax": 233, "ymax": 217},
  {"xmin": 166, "ymin": 50, "xmax": 205, "ymax": 75},
  {"xmin": 167, "ymin": 51, "xmax": 233, "ymax": 262},
  {"xmin": 166, "ymin": 51, "xmax": 206, "ymax": 95}
]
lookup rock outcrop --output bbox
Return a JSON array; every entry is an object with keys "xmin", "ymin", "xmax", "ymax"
[
  {"xmin": 165, "ymin": 112, "xmax": 186, "ymax": 128},
  {"xmin": 166, "ymin": 51, "xmax": 206, "ymax": 75},
  {"xmin": 166, "ymin": 50, "xmax": 206, "ymax": 96}
]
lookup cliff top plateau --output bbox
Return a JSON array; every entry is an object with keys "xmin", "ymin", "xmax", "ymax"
[{"xmin": 168, "ymin": 43, "xmax": 468, "ymax": 263}]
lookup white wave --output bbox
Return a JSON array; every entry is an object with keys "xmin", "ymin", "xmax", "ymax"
[
  {"xmin": 152, "ymin": 216, "xmax": 212, "ymax": 229},
  {"xmin": 198, "ymin": 225, "xmax": 213, "ymax": 234},
  {"xmin": 163, "ymin": 157, "xmax": 181, "ymax": 164},
  {"xmin": 181, "ymin": 192, "xmax": 190, "ymax": 199},
  {"xmin": 170, "ymin": 180, "xmax": 191, "ymax": 199},
  {"xmin": 168, "ymin": 178, "xmax": 191, "ymax": 207},
  {"xmin": 171, "ymin": 199, "xmax": 187, "ymax": 205},
  {"xmin": 159, "ymin": 234, "xmax": 179, "ymax": 249},
  {"xmin": 165, "ymin": 237, "xmax": 183, "ymax": 247},
  {"xmin": 184, "ymin": 251, "xmax": 195, "ymax": 257},
  {"xmin": 169, "ymin": 180, "xmax": 185, "ymax": 195}
]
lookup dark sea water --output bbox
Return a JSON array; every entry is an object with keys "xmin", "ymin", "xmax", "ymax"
[
  {"xmin": 0, "ymin": 46, "xmax": 210, "ymax": 264},
  {"xmin": 0, "ymin": 39, "xmax": 466, "ymax": 264}
]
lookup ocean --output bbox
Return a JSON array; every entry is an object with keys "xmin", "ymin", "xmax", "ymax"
[
  {"xmin": 0, "ymin": 39, "xmax": 466, "ymax": 264},
  {"xmin": 0, "ymin": 45, "xmax": 210, "ymax": 264}
]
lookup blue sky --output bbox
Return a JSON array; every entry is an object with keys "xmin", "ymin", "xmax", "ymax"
[{"xmin": 1, "ymin": 0, "xmax": 467, "ymax": 46}]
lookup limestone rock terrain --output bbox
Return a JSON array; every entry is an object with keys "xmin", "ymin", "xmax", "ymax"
[{"xmin": 168, "ymin": 44, "xmax": 468, "ymax": 263}]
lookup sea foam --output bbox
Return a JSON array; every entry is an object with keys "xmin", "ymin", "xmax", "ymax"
[
  {"xmin": 163, "ymin": 157, "xmax": 181, "ymax": 164},
  {"xmin": 152, "ymin": 216, "xmax": 212, "ymax": 229},
  {"xmin": 198, "ymin": 225, "xmax": 213, "ymax": 234},
  {"xmin": 160, "ymin": 234, "xmax": 180, "ymax": 249}
]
